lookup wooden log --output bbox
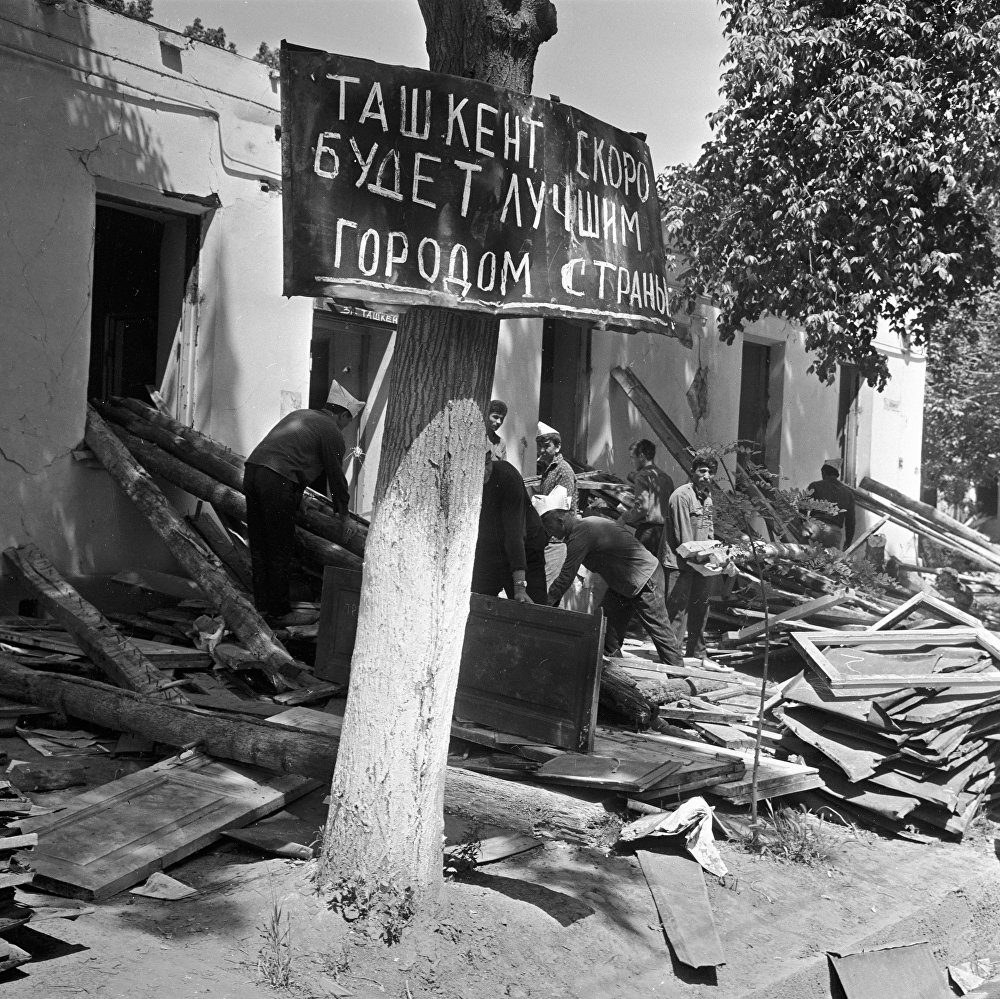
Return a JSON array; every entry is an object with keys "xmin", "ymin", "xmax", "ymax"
[
  {"xmin": 865, "ymin": 533, "xmax": 887, "ymax": 570},
  {"xmin": 186, "ymin": 509, "xmax": 254, "ymax": 593},
  {"xmin": 846, "ymin": 484, "xmax": 1000, "ymax": 572},
  {"xmin": 107, "ymin": 397, "xmax": 368, "ymax": 556},
  {"xmin": 97, "ymin": 399, "xmax": 244, "ymax": 491},
  {"xmin": 861, "ymin": 476, "xmax": 1000, "ymax": 555},
  {"xmin": 2, "ymin": 544, "xmax": 189, "ymax": 705},
  {"xmin": 83, "ymin": 405, "xmax": 306, "ymax": 688},
  {"xmin": 600, "ymin": 662, "xmax": 654, "ymax": 725},
  {"xmin": 0, "ymin": 656, "xmax": 621, "ymax": 849},
  {"xmin": 843, "ymin": 514, "xmax": 890, "ymax": 558},
  {"xmin": 610, "ymin": 366, "xmax": 691, "ymax": 471},
  {"xmin": 106, "ymin": 424, "xmax": 362, "ymax": 572}
]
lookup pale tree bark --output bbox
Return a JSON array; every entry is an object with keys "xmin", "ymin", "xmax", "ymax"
[{"xmin": 318, "ymin": 0, "xmax": 557, "ymax": 924}]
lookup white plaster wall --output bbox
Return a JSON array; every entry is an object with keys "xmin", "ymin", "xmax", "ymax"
[
  {"xmin": 853, "ymin": 334, "xmax": 926, "ymax": 561},
  {"xmin": 491, "ymin": 318, "xmax": 543, "ymax": 475},
  {"xmin": 0, "ymin": 1, "xmax": 308, "ymax": 605}
]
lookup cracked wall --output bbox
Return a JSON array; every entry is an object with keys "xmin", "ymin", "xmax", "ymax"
[{"xmin": 0, "ymin": 1, "xmax": 310, "ymax": 605}]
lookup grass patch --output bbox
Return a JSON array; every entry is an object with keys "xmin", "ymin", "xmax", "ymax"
[
  {"xmin": 741, "ymin": 803, "xmax": 856, "ymax": 866},
  {"xmin": 257, "ymin": 899, "xmax": 293, "ymax": 988}
]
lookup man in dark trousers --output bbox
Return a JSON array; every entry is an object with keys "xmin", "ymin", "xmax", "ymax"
[
  {"xmin": 806, "ymin": 458, "xmax": 856, "ymax": 548},
  {"xmin": 541, "ymin": 508, "xmax": 684, "ymax": 667},
  {"xmin": 472, "ymin": 451, "xmax": 547, "ymax": 604},
  {"xmin": 622, "ymin": 438, "xmax": 675, "ymax": 557},
  {"xmin": 663, "ymin": 450, "xmax": 719, "ymax": 666},
  {"xmin": 243, "ymin": 379, "xmax": 364, "ymax": 627}
]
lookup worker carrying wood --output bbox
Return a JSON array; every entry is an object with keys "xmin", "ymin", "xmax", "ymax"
[
  {"xmin": 486, "ymin": 399, "xmax": 509, "ymax": 461},
  {"xmin": 243, "ymin": 380, "xmax": 364, "ymax": 628},
  {"xmin": 620, "ymin": 438, "xmax": 675, "ymax": 557},
  {"xmin": 663, "ymin": 449, "xmax": 725, "ymax": 669},
  {"xmin": 805, "ymin": 458, "xmax": 856, "ymax": 548},
  {"xmin": 472, "ymin": 450, "xmax": 548, "ymax": 603},
  {"xmin": 540, "ymin": 502, "xmax": 685, "ymax": 667}
]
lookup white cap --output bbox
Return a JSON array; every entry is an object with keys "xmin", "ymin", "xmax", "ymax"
[
  {"xmin": 536, "ymin": 421, "xmax": 561, "ymax": 443},
  {"xmin": 326, "ymin": 379, "xmax": 365, "ymax": 419},
  {"xmin": 531, "ymin": 484, "xmax": 570, "ymax": 516}
]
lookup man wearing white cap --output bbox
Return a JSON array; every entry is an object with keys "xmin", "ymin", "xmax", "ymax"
[
  {"xmin": 805, "ymin": 458, "xmax": 856, "ymax": 549},
  {"xmin": 534, "ymin": 422, "xmax": 577, "ymax": 587},
  {"xmin": 243, "ymin": 380, "xmax": 365, "ymax": 627}
]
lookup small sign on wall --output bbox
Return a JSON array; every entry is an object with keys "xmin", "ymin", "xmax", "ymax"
[{"xmin": 281, "ymin": 44, "xmax": 673, "ymax": 334}]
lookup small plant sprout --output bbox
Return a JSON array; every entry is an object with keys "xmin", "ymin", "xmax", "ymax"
[{"xmin": 257, "ymin": 898, "xmax": 293, "ymax": 988}]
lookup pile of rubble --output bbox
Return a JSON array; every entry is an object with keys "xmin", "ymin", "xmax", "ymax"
[{"xmin": 1, "ymin": 398, "xmax": 999, "ymax": 972}]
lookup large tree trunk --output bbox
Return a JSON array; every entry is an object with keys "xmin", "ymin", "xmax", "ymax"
[{"xmin": 318, "ymin": 0, "xmax": 557, "ymax": 922}]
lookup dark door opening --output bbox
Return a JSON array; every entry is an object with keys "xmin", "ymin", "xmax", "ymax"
[
  {"xmin": 88, "ymin": 201, "xmax": 200, "ymax": 405},
  {"xmin": 539, "ymin": 317, "xmax": 591, "ymax": 467},
  {"xmin": 738, "ymin": 342, "xmax": 771, "ymax": 468}
]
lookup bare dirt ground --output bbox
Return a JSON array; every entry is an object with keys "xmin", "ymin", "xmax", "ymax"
[{"xmin": 5, "ymin": 780, "xmax": 1000, "ymax": 999}]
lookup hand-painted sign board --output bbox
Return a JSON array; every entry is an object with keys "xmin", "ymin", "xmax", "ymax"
[{"xmin": 280, "ymin": 43, "xmax": 673, "ymax": 333}]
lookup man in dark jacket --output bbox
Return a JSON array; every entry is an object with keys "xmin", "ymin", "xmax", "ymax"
[
  {"xmin": 622, "ymin": 438, "xmax": 675, "ymax": 558},
  {"xmin": 472, "ymin": 452, "xmax": 547, "ymax": 604},
  {"xmin": 244, "ymin": 379, "xmax": 364, "ymax": 627},
  {"xmin": 806, "ymin": 458, "xmax": 856, "ymax": 548},
  {"xmin": 541, "ymin": 509, "xmax": 684, "ymax": 667}
]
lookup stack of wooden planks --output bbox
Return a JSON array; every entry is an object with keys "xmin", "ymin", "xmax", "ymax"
[
  {"xmin": 0, "ymin": 778, "xmax": 36, "ymax": 971},
  {"xmin": 772, "ymin": 613, "xmax": 1000, "ymax": 838}
]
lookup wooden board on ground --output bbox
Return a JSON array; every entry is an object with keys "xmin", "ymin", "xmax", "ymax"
[
  {"xmin": 315, "ymin": 568, "xmax": 603, "ymax": 752},
  {"xmin": 19, "ymin": 751, "xmax": 318, "ymax": 900},
  {"xmin": 637, "ymin": 849, "xmax": 725, "ymax": 969},
  {"xmin": 725, "ymin": 591, "xmax": 851, "ymax": 645},
  {"xmin": 707, "ymin": 755, "xmax": 824, "ymax": 804},
  {"xmin": 828, "ymin": 941, "xmax": 950, "ymax": 999},
  {"xmin": 868, "ymin": 591, "xmax": 984, "ymax": 631}
]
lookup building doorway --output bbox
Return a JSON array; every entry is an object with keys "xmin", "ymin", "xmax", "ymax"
[
  {"xmin": 87, "ymin": 199, "xmax": 200, "ymax": 411},
  {"xmin": 538, "ymin": 317, "xmax": 591, "ymax": 468},
  {"xmin": 738, "ymin": 341, "xmax": 773, "ymax": 469}
]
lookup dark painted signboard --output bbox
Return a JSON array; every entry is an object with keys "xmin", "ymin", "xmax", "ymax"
[{"xmin": 280, "ymin": 43, "xmax": 672, "ymax": 333}]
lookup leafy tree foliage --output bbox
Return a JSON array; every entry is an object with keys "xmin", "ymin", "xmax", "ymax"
[
  {"xmin": 659, "ymin": 1, "xmax": 1000, "ymax": 388},
  {"xmin": 922, "ymin": 286, "xmax": 1000, "ymax": 507},
  {"xmin": 254, "ymin": 42, "xmax": 280, "ymax": 71},
  {"xmin": 89, "ymin": 0, "xmax": 153, "ymax": 20},
  {"xmin": 183, "ymin": 17, "xmax": 237, "ymax": 53}
]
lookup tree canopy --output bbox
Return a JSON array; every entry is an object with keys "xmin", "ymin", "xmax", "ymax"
[
  {"xmin": 922, "ymin": 285, "xmax": 1000, "ymax": 508},
  {"xmin": 659, "ymin": 0, "xmax": 1000, "ymax": 388}
]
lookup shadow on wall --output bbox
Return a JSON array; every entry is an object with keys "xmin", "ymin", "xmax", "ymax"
[{"xmin": 4, "ymin": 1, "xmax": 176, "ymax": 585}]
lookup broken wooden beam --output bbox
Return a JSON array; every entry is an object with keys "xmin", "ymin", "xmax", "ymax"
[
  {"xmin": 3, "ymin": 544, "xmax": 190, "ymax": 705},
  {"xmin": 0, "ymin": 656, "xmax": 622, "ymax": 849},
  {"xmin": 725, "ymin": 591, "xmax": 851, "ymax": 645},
  {"xmin": 861, "ymin": 476, "xmax": 1000, "ymax": 556},
  {"xmin": 84, "ymin": 405, "xmax": 306, "ymax": 688}
]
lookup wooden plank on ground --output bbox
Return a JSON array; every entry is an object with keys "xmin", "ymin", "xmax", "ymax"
[
  {"xmin": 726, "ymin": 591, "xmax": 851, "ymax": 645},
  {"xmin": 869, "ymin": 591, "xmax": 984, "ymax": 631},
  {"xmin": 637, "ymin": 849, "xmax": 725, "ymax": 969},
  {"xmin": 20, "ymin": 751, "xmax": 318, "ymax": 899},
  {"xmin": 828, "ymin": 941, "xmax": 950, "ymax": 999}
]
